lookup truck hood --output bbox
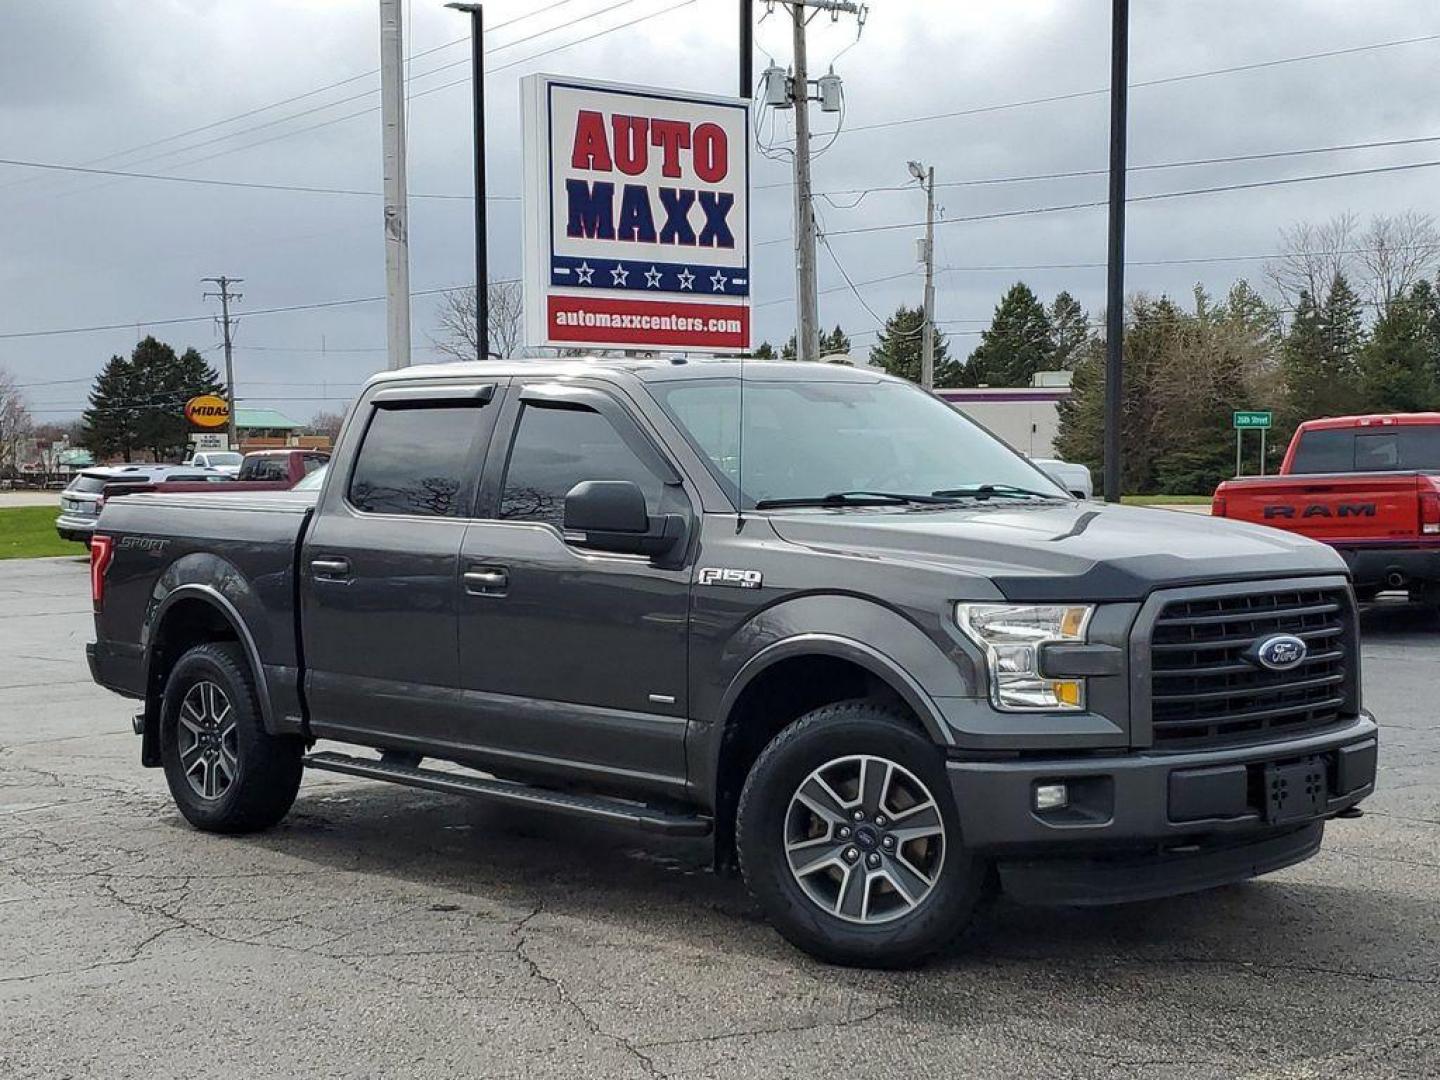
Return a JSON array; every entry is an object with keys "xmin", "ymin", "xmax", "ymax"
[{"xmin": 766, "ymin": 501, "xmax": 1348, "ymax": 601}]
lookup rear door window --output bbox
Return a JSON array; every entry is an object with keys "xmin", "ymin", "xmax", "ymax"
[{"xmin": 348, "ymin": 404, "xmax": 491, "ymax": 517}]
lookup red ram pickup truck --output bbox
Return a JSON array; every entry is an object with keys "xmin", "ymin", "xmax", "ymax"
[{"xmin": 1212, "ymin": 414, "xmax": 1440, "ymax": 601}]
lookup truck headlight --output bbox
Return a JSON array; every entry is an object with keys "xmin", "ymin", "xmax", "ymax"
[{"xmin": 954, "ymin": 604, "xmax": 1094, "ymax": 711}]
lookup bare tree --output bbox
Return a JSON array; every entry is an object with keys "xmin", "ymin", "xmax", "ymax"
[
  {"xmin": 1265, "ymin": 212, "xmax": 1357, "ymax": 308},
  {"xmin": 1357, "ymin": 210, "xmax": 1440, "ymax": 309},
  {"xmin": 305, "ymin": 408, "xmax": 348, "ymax": 441},
  {"xmin": 0, "ymin": 367, "xmax": 34, "ymax": 477},
  {"xmin": 432, "ymin": 281, "xmax": 525, "ymax": 361}
]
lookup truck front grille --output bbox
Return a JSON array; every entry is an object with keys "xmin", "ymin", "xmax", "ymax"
[{"xmin": 1149, "ymin": 587, "xmax": 1351, "ymax": 748}]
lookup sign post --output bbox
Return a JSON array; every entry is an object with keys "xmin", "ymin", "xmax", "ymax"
[
  {"xmin": 521, "ymin": 74, "xmax": 751, "ymax": 353},
  {"xmin": 1232, "ymin": 410, "xmax": 1272, "ymax": 477}
]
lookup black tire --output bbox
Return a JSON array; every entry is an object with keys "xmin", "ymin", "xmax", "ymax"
[
  {"xmin": 736, "ymin": 700, "xmax": 984, "ymax": 968},
  {"xmin": 160, "ymin": 641, "xmax": 303, "ymax": 833}
]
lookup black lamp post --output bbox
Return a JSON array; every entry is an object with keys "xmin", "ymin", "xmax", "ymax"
[{"xmin": 445, "ymin": 2, "xmax": 489, "ymax": 362}]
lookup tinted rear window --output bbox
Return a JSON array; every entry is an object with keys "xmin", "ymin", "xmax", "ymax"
[
  {"xmin": 349, "ymin": 406, "xmax": 485, "ymax": 517},
  {"xmin": 1292, "ymin": 426, "xmax": 1440, "ymax": 473},
  {"xmin": 69, "ymin": 475, "xmax": 109, "ymax": 494}
]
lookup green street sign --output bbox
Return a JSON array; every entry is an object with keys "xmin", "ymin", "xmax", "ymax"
[{"xmin": 1233, "ymin": 410, "xmax": 1272, "ymax": 429}]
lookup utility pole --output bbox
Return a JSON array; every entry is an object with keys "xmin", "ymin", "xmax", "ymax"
[
  {"xmin": 910, "ymin": 161, "xmax": 936, "ymax": 390},
  {"xmin": 789, "ymin": 1, "xmax": 821, "ymax": 364},
  {"xmin": 1102, "ymin": 0, "xmax": 1129, "ymax": 502},
  {"xmin": 379, "ymin": 0, "xmax": 411, "ymax": 368},
  {"xmin": 446, "ymin": 3, "xmax": 489, "ymax": 362},
  {"xmin": 202, "ymin": 276, "xmax": 242, "ymax": 448},
  {"xmin": 777, "ymin": 0, "xmax": 864, "ymax": 363}
]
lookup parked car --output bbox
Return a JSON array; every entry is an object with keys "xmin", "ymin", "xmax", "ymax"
[
  {"xmin": 1212, "ymin": 413, "xmax": 1440, "ymax": 602},
  {"xmin": 87, "ymin": 360, "xmax": 1376, "ymax": 967},
  {"xmin": 55, "ymin": 465, "xmax": 229, "ymax": 542},
  {"xmin": 184, "ymin": 450, "xmax": 244, "ymax": 476},
  {"xmin": 237, "ymin": 448, "xmax": 330, "ymax": 486},
  {"xmin": 1031, "ymin": 456, "xmax": 1094, "ymax": 500}
]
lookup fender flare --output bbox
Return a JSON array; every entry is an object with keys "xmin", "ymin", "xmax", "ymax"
[
  {"xmin": 718, "ymin": 632, "xmax": 952, "ymax": 747},
  {"xmin": 143, "ymin": 583, "xmax": 275, "ymax": 732}
]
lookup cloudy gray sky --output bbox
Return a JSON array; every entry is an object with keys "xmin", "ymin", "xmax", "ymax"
[{"xmin": 4, "ymin": 0, "xmax": 1439, "ymax": 423}]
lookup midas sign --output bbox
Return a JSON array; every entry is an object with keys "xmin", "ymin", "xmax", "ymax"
[
  {"xmin": 521, "ymin": 74, "xmax": 750, "ymax": 353},
  {"xmin": 184, "ymin": 395, "xmax": 230, "ymax": 429}
]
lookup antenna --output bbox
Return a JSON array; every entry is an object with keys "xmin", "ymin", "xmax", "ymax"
[{"xmin": 735, "ymin": 348, "xmax": 747, "ymax": 532}]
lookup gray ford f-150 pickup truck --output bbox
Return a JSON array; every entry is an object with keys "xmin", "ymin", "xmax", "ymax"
[{"xmin": 87, "ymin": 359, "xmax": 1378, "ymax": 967}]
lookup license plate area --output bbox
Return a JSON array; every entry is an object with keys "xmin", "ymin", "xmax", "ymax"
[{"xmin": 1264, "ymin": 755, "xmax": 1327, "ymax": 824}]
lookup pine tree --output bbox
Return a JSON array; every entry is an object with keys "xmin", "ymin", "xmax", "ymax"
[
  {"xmin": 130, "ymin": 338, "xmax": 222, "ymax": 460},
  {"xmin": 820, "ymin": 325, "xmax": 852, "ymax": 360},
  {"xmin": 1318, "ymin": 274, "xmax": 1365, "ymax": 398},
  {"xmin": 1358, "ymin": 282, "xmax": 1440, "ymax": 412},
  {"xmin": 745, "ymin": 341, "xmax": 777, "ymax": 360},
  {"xmin": 1048, "ymin": 291, "xmax": 1091, "ymax": 370},
  {"xmin": 81, "ymin": 354, "xmax": 139, "ymax": 462},
  {"xmin": 780, "ymin": 326, "xmax": 851, "ymax": 361},
  {"xmin": 966, "ymin": 283, "xmax": 1055, "ymax": 386},
  {"xmin": 867, "ymin": 305, "xmax": 963, "ymax": 386}
]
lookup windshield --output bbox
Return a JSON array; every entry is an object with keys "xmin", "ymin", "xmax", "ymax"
[
  {"xmin": 291, "ymin": 463, "xmax": 328, "ymax": 491},
  {"xmin": 653, "ymin": 376, "xmax": 1067, "ymax": 509},
  {"xmin": 204, "ymin": 452, "xmax": 243, "ymax": 466}
]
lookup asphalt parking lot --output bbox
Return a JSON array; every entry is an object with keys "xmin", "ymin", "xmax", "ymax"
[{"xmin": 2, "ymin": 556, "xmax": 1437, "ymax": 1079}]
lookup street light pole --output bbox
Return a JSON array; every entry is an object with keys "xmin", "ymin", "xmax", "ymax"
[
  {"xmin": 447, "ymin": 2, "xmax": 489, "ymax": 362},
  {"xmin": 1102, "ymin": 0, "xmax": 1129, "ymax": 501},
  {"xmin": 909, "ymin": 162, "xmax": 936, "ymax": 391}
]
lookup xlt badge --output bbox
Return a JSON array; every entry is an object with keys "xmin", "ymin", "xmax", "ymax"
[{"xmin": 697, "ymin": 567, "xmax": 762, "ymax": 589}]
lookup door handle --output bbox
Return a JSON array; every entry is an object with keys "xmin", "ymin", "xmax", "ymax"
[
  {"xmin": 310, "ymin": 556, "xmax": 351, "ymax": 578},
  {"xmin": 464, "ymin": 566, "xmax": 508, "ymax": 595}
]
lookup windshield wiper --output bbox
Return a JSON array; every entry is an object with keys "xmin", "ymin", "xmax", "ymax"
[
  {"xmin": 753, "ymin": 490, "xmax": 951, "ymax": 510},
  {"xmin": 931, "ymin": 484, "xmax": 1066, "ymax": 500}
]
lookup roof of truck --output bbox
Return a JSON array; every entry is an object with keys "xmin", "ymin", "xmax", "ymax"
[
  {"xmin": 1297, "ymin": 413, "xmax": 1440, "ymax": 431},
  {"xmin": 364, "ymin": 358, "xmax": 891, "ymax": 388}
]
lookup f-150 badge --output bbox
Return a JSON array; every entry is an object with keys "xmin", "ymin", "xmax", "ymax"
[{"xmin": 697, "ymin": 567, "xmax": 762, "ymax": 589}]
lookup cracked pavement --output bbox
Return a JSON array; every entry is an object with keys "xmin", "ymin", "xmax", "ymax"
[{"xmin": 2, "ymin": 556, "xmax": 1438, "ymax": 1079}]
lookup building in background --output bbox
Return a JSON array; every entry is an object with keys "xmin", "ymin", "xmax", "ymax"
[
  {"xmin": 234, "ymin": 408, "xmax": 331, "ymax": 453},
  {"xmin": 938, "ymin": 372, "xmax": 1074, "ymax": 458}
]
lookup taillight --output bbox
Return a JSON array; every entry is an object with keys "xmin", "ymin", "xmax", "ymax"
[
  {"xmin": 1421, "ymin": 490, "xmax": 1440, "ymax": 536},
  {"xmin": 90, "ymin": 534, "xmax": 115, "ymax": 611},
  {"xmin": 1211, "ymin": 495, "xmax": 1227, "ymax": 517}
]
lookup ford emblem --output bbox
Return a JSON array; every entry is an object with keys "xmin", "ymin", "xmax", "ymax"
[{"xmin": 1254, "ymin": 634, "xmax": 1308, "ymax": 671}]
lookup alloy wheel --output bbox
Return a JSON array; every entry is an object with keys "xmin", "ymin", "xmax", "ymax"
[
  {"xmin": 784, "ymin": 754, "xmax": 946, "ymax": 924},
  {"xmin": 176, "ymin": 680, "xmax": 239, "ymax": 801}
]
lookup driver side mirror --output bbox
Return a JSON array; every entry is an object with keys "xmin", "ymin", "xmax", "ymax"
[{"xmin": 564, "ymin": 480, "xmax": 683, "ymax": 558}]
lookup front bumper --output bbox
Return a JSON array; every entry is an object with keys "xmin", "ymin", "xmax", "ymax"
[{"xmin": 947, "ymin": 712, "xmax": 1377, "ymax": 902}]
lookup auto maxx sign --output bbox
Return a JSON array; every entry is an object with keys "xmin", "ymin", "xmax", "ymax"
[{"xmin": 521, "ymin": 74, "xmax": 750, "ymax": 352}]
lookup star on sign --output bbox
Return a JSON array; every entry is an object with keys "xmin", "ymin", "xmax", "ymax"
[
  {"xmin": 644, "ymin": 266, "xmax": 663, "ymax": 288},
  {"xmin": 710, "ymin": 270, "xmax": 728, "ymax": 292},
  {"xmin": 676, "ymin": 268, "xmax": 695, "ymax": 290},
  {"xmin": 575, "ymin": 261, "xmax": 594, "ymax": 284},
  {"xmin": 610, "ymin": 263, "xmax": 629, "ymax": 286}
]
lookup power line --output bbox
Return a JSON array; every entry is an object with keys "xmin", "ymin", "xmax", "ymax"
[
  {"xmin": 10, "ymin": 0, "xmax": 658, "ymax": 208},
  {"xmin": 782, "ymin": 157, "xmax": 1440, "ymax": 244},
  {"xmin": 0, "ymin": 156, "xmax": 508, "ymax": 201},
  {"xmin": 0, "ymin": 279, "xmax": 517, "ymax": 341},
  {"xmin": 0, "ymin": 0, "xmax": 583, "ymax": 194},
  {"xmin": 84, "ymin": 0, "xmax": 697, "ymax": 187},
  {"xmin": 838, "ymin": 31, "xmax": 1440, "ymax": 139},
  {"xmin": 788, "ymin": 133, "xmax": 1440, "ymax": 199}
]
